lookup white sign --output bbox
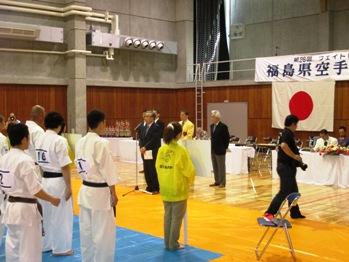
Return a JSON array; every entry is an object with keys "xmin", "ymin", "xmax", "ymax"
[{"xmin": 255, "ymin": 51, "xmax": 349, "ymax": 82}]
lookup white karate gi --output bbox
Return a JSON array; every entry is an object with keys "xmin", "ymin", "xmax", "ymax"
[
  {"xmin": 24, "ymin": 121, "xmax": 44, "ymax": 162},
  {"xmin": 75, "ymin": 132, "xmax": 118, "ymax": 262},
  {"xmin": 36, "ymin": 130, "xmax": 73, "ymax": 254},
  {"xmin": 0, "ymin": 148, "xmax": 43, "ymax": 262},
  {"xmin": 0, "ymin": 132, "xmax": 9, "ymax": 246}
]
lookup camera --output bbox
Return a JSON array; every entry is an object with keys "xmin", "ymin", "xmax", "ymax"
[{"xmin": 295, "ymin": 161, "xmax": 308, "ymax": 171}]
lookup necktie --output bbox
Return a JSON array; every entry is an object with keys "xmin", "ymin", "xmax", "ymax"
[
  {"xmin": 324, "ymin": 140, "xmax": 328, "ymax": 146},
  {"xmin": 213, "ymin": 124, "xmax": 216, "ymax": 133}
]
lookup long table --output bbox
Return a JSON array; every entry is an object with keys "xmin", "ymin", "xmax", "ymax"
[
  {"xmin": 175, "ymin": 140, "xmax": 255, "ymax": 177},
  {"xmin": 118, "ymin": 139, "xmax": 143, "ymax": 164},
  {"xmin": 105, "ymin": 137, "xmax": 133, "ymax": 157},
  {"xmin": 272, "ymin": 150, "xmax": 349, "ymax": 188},
  {"xmin": 115, "ymin": 139, "xmax": 255, "ymax": 176}
]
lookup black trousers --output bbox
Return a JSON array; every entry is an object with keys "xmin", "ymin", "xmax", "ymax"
[
  {"xmin": 266, "ymin": 162, "xmax": 302, "ymax": 216},
  {"xmin": 142, "ymin": 157, "xmax": 159, "ymax": 192}
]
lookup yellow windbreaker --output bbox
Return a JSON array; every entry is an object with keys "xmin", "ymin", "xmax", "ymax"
[
  {"xmin": 156, "ymin": 141, "xmax": 195, "ymax": 202},
  {"xmin": 180, "ymin": 120, "xmax": 195, "ymax": 140}
]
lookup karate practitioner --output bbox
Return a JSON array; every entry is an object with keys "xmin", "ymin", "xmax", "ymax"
[
  {"xmin": 25, "ymin": 105, "xmax": 45, "ymax": 162},
  {"xmin": 0, "ymin": 114, "xmax": 10, "ymax": 246},
  {"xmin": 75, "ymin": 110, "xmax": 118, "ymax": 262},
  {"xmin": 1, "ymin": 123, "xmax": 60, "ymax": 262},
  {"xmin": 0, "ymin": 114, "xmax": 9, "ymax": 156},
  {"xmin": 36, "ymin": 112, "xmax": 73, "ymax": 256}
]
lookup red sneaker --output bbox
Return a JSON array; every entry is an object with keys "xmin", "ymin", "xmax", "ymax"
[{"xmin": 264, "ymin": 213, "xmax": 274, "ymax": 222}]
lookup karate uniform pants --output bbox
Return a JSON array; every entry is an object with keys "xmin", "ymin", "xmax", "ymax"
[
  {"xmin": 79, "ymin": 206, "xmax": 116, "ymax": 262},
  {"xmin": 0, "ymin": 195, "xmax": 7, "ymax": 247},
  {"xmin": 163, "ymin": 200, "xmax": 187, "ymax": 250},
  {"xmin": 6, "ymin": 222, "xmax": 42, "ymax": 262},
  {"xmin": 41, "ymin": 177, "xmax": 73, "ymax": 254}
]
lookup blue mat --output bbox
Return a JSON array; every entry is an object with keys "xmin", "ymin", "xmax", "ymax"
[{"xmin": 0, "ymin": 216, "xmax": 221, "ymax": 261}]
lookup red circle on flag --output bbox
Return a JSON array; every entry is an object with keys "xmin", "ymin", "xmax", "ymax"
[{"xmin": 289, "ymin": 91, "xmax": 314, "ymax": 120}]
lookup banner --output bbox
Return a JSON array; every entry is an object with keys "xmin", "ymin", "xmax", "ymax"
[
  {"xmin": 272, "ymin": 81, "xmax": 335, "ymax": 131},
  {"xmin": 255, "ymin": 51, "xmax": 349, "ymax": 82}
]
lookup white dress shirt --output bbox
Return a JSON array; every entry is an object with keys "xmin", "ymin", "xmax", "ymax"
[
  {"xmin": 0, "ymin": 148, "xmax": 42, "ymax": 226},
  {"xmin": 36, "ymin": 130, "xmax": 72, "ymax": 173},
  {"xmin": 314, "ymin": 136, "xmax": 338, "ymax": 151},
  {"xmin": 75, "ymin": 132, "xmax": 118, "ymax": 210},
  {"xmin": 25, "ymin": 120, "xmax": 45, "ymax": 161},
  {"xmin": 0, "ymin": 133, "xmax": 9, "ymax": 157}
]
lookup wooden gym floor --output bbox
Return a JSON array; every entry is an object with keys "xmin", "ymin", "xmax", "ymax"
[{"xmin": 71, "ymin": 159, "xmax": 349, "ymax": 261}]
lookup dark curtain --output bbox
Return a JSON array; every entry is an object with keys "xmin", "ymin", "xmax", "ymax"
[{"xmin": 194, "ymin": 0, "xmax": 230, "ymax": 80}]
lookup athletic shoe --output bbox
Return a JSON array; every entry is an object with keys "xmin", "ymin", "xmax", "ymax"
[
  {"xmin": 291, "ymin": 213, "xmax": 306, "ymax": 219},
  {"xmin": 263, "ymin": 213, "xmax": 274, "ymax": 222}
]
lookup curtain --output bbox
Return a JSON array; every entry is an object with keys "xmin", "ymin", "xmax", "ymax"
[{"xmin": 194, "ymin": 0, "xmax": 230, "ymax": 80}]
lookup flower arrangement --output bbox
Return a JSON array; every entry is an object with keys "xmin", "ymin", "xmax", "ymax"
[{"xmin": 318, "ymin": 145, "xmax": 349, "ymax": 156}]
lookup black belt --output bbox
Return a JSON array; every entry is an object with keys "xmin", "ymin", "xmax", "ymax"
[
  {"xmin": 82, "ymin": 181, "xmax": 115, "ymax": 217},
  {"xmin": 83, "ymin": 180, "xmax": 108, "ymax": 188},
  {"xmin": 43, "ymin": 172, "xmax": 63, "ymax": 178}
]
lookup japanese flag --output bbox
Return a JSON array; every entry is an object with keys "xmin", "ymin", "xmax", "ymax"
[{"xmin": 272, "ymin": 80, "xmax": 335, "ymax": 131}]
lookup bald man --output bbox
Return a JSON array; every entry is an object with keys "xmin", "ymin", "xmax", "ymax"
[{"xmin": 25, "ymin": 105, "xmax": 46, "ymax": 162}]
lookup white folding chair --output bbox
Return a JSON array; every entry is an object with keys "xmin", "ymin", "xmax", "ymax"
[{"xmin": 255, "ymin": 193, "xmax": 301, "ymax": 261}]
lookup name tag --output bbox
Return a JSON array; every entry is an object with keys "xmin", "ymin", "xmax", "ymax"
[
  {"xmin": 36, "ymin": 149, "xmax": 51, "ymax": 164},
  {"xmin": 144, "ymin": 150, "xmax": 153, "ymax": 160},
  {"xmin": 76, "ymin": 158, "xmax": 90, "ymax": 180},
  {"xmin": 0, "ymin": 169, "xmax": 14, "ymax": 193}
]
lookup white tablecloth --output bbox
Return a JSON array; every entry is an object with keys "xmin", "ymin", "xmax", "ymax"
[
  {"xmin": 226, "ymin": 145, "xmax": 255, "ymax": 175},
  {"xmin": 118, "ymin": 139, "xmax": 143, "ymax": 164},
  {"xmin": 180, "ymin": 140, "xmax": 213, "ymax": 177},
  {"xmin": 106, "ymin": 137, "xmax": 132, "ymax": 157},
  {"xmin": 181, "ymin": 140, "xmax": 255, "ymax": 176},
  {"xmin": 272, "ymin": 150, "xmax": 349, "ymax": 188}
]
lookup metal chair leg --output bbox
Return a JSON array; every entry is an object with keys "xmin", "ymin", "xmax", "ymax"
[
  {"xmin": 283, "ymin": 225, "xmax": 296, "ymax": 260},
  {"xmin": 255, "ymin": 227, "xmax": 279, "ymax": 260}
]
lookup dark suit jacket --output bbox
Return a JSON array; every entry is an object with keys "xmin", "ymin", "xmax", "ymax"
[
  {"xmin": 210, "ymin": 122, "xmax": 230, "ymax": 155},
  {"xmin": 135, "ymin": 121, "xmax": 146, "ymax": 138},
  {"xmin": 155, "ymin": 119, "xmax": 165, "ymax": 138},
  {"xmin": 139, "ymin": 122, "xmax": 162, "ymax": 158}
]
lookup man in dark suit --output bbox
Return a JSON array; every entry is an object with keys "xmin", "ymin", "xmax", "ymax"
[
  {"xmin": 139, "ymin": 111, "xmax": 162, "ymax": 193},
  {"xmin": 209, "ymin": 110, "xmax": 230, "ymax": 188},
  {"xmin": 153, "ymin": 109, "xmax": 165, "ymax": 138},
  {"xmin": 135, "ymin": 110, "xmax": 147, "ymax": 174}
]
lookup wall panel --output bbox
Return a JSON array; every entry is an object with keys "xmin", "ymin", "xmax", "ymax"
[
  {"xmin": 0, "ymin": 84, "xmax": 67, "ymax": 123},
  {"xmin": 1, "ymin": 82, "xmax": 346, "ymax": 144}
]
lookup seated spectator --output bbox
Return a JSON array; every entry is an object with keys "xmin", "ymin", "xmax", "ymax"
[
  {"xmin": 313, "ymin": 129, "xmax": 338, "ymax": 151},
  {"xmin": 338, "ymin": 126, "xmax": 349, "ymax": 147}
]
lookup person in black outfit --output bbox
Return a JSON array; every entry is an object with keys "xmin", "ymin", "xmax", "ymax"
[
  {"xmin": 209, "ymin": 110, "xmax": 230, "ymax": 188},
  {"xmin": 135, "ymin": 110, "xmax": 147, "ymax": 174},
  {"xmin": 264, "ymin": 115, "xmax": 306, "ymax": 221},
  {"xmin": 153, "ymin": 109, "xmax": 165, "ymax": 138},
  {"xmin": 139, "ymin": 111, "xmax": 162, "ymax": 193}
]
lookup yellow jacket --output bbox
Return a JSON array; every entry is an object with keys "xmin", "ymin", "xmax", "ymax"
[
  {"xmin": 180, "ymin": 120, "xmax": 195, "ymax": 140},
  {"xmin": 156, "ymin": 141, "xmax": 195, "ymax": 202}
]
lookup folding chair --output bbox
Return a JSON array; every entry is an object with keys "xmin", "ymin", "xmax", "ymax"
[{"xmin": 255, "ymin": 193, "xmax": 301, "ymax": 261}]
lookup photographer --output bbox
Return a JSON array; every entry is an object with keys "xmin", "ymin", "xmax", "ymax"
[{"xmin": 264, "ymin": 115, "xmax": 306, "ymax": 221}]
